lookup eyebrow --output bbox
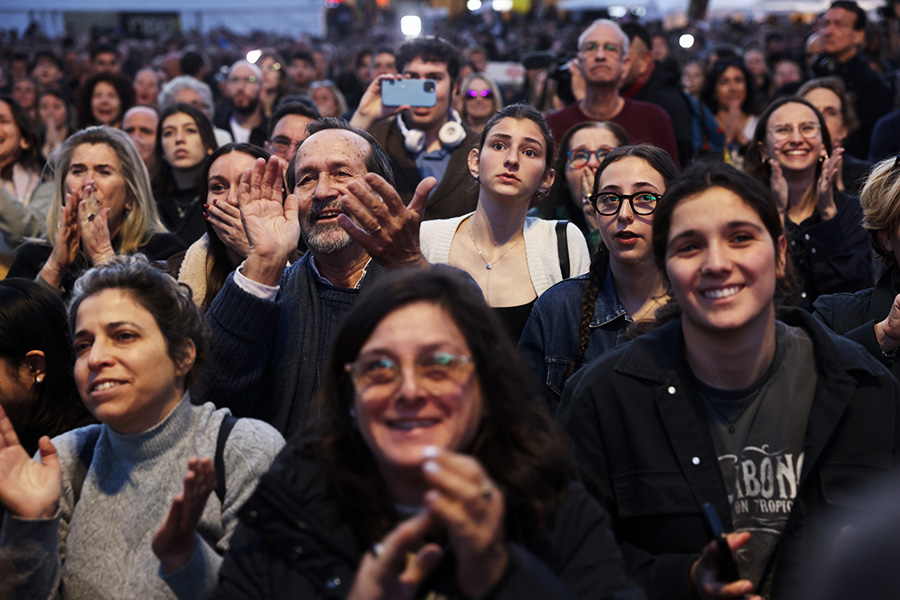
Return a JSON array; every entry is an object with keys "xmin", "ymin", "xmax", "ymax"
[
  {"xmin": 599, "ymin": 182, "xmax": 660, "ymax": 191},
  {"xmin": 667, "ymin": 220, "xmax": 766, "ymax": 245},
  {"xmin": 488, "ymin": 133, "xmax": 545, "ymax": 149},
  {"xmin": 296, "ymin": 159, "xmax": 359, "ymax": 174},
  {"xmin": 69, "ymin": 162, "xmax": 115, "ymax": 170},
  {"xmin": 208, "ymin": 175, "xmax": 229, "ymax": 185},
  {"xmin": 74, "ymin": 320, "xmax": 145, "ymax": 339}
]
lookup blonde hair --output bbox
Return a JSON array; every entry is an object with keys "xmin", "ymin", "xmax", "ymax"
[
  {"xmin": 459, "ymin": 72, "xmax": 503, "ymax": 125},
  {"xmin": 45, "ymin": 126, "xmax": 168, "ymax": 254},
  {"xmin": 860, "ymin": 156, "xmax": 900, "ymax": 266}
]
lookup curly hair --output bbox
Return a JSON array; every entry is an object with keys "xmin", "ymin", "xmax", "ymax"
[
  {"xmin": 76, "ymin": 71, "xmax": 135, "ymax": 130},
  {"xmin": 316, "ymin": 268, "xmax": 572, "ymax": 546},
  {"xmin": 68, "ymin": 254, "xmax": 208, "ymax": 387},
  {"xmin": 0, "ymin": 95, "xmax": 42, "ymax": 179}
]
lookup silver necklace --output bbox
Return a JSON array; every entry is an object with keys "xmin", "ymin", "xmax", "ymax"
[{"xmin": 467, "ymin": 220, "xmax": 522, "ymax": 270}]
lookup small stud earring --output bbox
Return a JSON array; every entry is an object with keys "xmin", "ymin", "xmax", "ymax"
[
  {"xmin": 349, "ymin": 407, "xmax": 356, "ymax": 419},
  {"xmin": 35, "ymin": 376, "xmax": 43, "ymax": 384}
]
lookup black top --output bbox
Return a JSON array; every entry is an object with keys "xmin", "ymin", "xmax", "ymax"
[
  {"xmin": 155, "ymin": 187, "xmax": 206, "ymax": 246},
  {"xmin": 7, "ymin": 232, "xmax": 187, "ymax": 296}
]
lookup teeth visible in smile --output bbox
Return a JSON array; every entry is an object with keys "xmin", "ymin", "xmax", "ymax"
[
  {"xmin": 704, "ymin": 286, "xmax": 740, "ymax": 299},
  {"xmin": 93, "ymin": 381, "xmax": 122, "ymax": 392},
  {"xmin": 391, "ymin": 420, "xmax": 439, "ymax": 430},
  {"xmin": 784, "ymin": 150, "xmax": 807, "ymax": 155}
]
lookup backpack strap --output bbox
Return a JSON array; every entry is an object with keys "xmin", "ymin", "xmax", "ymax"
[
  {"xmin": 215, "ymin": 413, "xmax": 238, "ymax": 505},
  {"xmin": 71, "ymin": 427, "xmax": 101, "ymax": 507},
  {"xmin": 556, "ymin": 220, "xmax": 570, "ymax": 280}
]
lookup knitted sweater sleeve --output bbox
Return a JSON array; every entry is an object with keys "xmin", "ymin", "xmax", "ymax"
[
  {"xmin": 160, "ymin": 416, "xmax": 284, "ymax": 599},
  {"xmin": 0, "ymin": 180, "xmax": 53, "ymax": 245}
]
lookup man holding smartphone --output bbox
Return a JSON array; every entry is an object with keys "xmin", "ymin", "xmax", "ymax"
[{"xmin": 351, "ymin": 36, "xmax": 479, "ymax": 221}]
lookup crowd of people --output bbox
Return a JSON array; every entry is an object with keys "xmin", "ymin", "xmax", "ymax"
[{"xmin": 2, "ymin": 1, "xmax": 900, "ymax": 597}]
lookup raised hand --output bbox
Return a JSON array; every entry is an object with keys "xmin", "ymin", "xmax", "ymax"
[
  {"xmin": 875, "ymin": 293, "xmax": 900, "ymax": 355},
  {"xmin": 237, "ymin": 157, "xmax": 300, "ymax": 286},
  {"xmin": 347, "ymin": 511, "xmax": 443, "ymax": 600},
  {"xmin": 420, "ymin": 448, "xmax": 508, "ymax": 599},
  {"xmin": 580, "ymin": 170, "xmax": 599, "ymax": 231},
  {"xmin": 40, "ymin": 188, "xmax": 82, "ymax": 288},
  {"xmin": 205, "ymin": 192, "xmax": 250, "ymax": 261},
  {"xmin": 767, "ymin": 155, "xmax": 789, "ymax": 219},
  {"xmin": 0, "ymin": 403, "xmax": 61, "ymax": 520},
  {"xmin": 152, "ymin": 457, "xmax": 216, "ymax": 574},
  {"xmin": 78, "ymin": 182, "xmax": 116, "ymax": 266},
  {"xmin": 816, "ymin": 147, "xmax": 842, "ymax": 221},
  {"xmin": 691, "ymin": 531, "xmax": 760, "ymax": 599},
  {"xmin": 349, "ymin": 74, "xmax": 409, "ymax": 131},
  {"xmin": 337, "ymin": 173, "xmax": 434, "ymax": 270}
]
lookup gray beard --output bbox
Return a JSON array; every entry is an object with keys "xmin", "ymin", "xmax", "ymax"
[{"xmin": 304, "ymin": 221, "xmax": 353, "ymax": 254}]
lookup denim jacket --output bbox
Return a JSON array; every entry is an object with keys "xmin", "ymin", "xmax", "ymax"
[{"xmin": 518, "ymin": 271, "xmax": 632, "ymax": 413}]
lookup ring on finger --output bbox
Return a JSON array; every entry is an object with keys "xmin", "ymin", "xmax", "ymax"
[
  {"xmin": 370, "ymin": 225, "xmax": 383, "ymax": 235},
  {"xmin": 87, "ymin": 213, "xmax": 96, "ymax": 222},
  {"xmin": 371, "ymin": 542, "xmax": 385, "ymax": 557},
  {"xmin": 480, "ymin": 481, "xmax": 494, "ymax": 501}
]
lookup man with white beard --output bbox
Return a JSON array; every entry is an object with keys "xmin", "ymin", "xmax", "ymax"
[{"xmin": 197, "ymin": 118, "xmax": 436, "ymax": 439}]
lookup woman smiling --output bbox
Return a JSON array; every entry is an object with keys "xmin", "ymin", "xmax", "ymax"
[
  {"xmin": 0, "ymin": 255, "xmax": 284, "ymax": 598},
  {"xmin": 558, "ymin": 162, "xmax": 900, "ymax": 599},
  {"xmin": 212, "ymin": 268, "xmax": 639, "ymax": 600}
]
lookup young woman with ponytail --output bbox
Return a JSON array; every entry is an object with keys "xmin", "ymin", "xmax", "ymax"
[{"xmin": 518, "ymin": 144, "xmax": 678, "ymax": 411}]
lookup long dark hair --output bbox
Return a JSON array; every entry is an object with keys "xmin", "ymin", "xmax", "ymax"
[
  {"xmin": 478, "ymin": 103, "xmax": 556, "ymax": 170},
  {"xmin": 154, "ymin": 103, "xmax": 218, "ymax": 200},
  {"xmin": 564, "ymin": 144, "xmax": 678, "ymax": 379},
  {"xmin": 0, "ymin": 279, "xmax": 93, "ymax": 455},
  {"xmin": 198, "ymin": 143, "xmax": 271, "ymax": 307},
  {"xmin": 0, "ymin": 95, "xmax": 43, "ymax": 179},
  {"xmin": 316, "ymin": 268, "xmax": 572, "ymax": 546},
  {"xmin": 701, "ymin": 59, "xmax": 761, "ymax": 116}
]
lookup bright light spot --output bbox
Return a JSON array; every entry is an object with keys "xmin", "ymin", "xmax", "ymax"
[
  {"xmin": 400, "ymin": 15, "xmax": 422, "ymax": 36},
  {"xmin": 492, "ymin": 0, "xmax": 513, "ymax": 11},
  {"xmin": 608, "ymin": 6, "xmax": 627, "ymax": 17},
  {"xmin": 679, "ymin": 34, "xmax": 695, "ymax": 49},
  {"xmin": 467, "ymin": 0, "xmax": 482, "ymax": 10},
  {"xmin": 246, "ymin": 49, "xmax": 262, "ymax": 64},
  {"xmin": 632, "ymin": 6, "xmax": 646, "ymax": 16}
]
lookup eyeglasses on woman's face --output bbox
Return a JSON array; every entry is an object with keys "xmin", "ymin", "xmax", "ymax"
[
  {"xmin": 346, "ymin": 351, "xmax": 475, "ymax": 402},
  {"xmin": 567, "ymin": 146, "xmax": 615, "ymax": 169},
  {"xmin": 465, "ymin": 89, "xmax": 493, "ymax": 100},
  {"xmin": 767, "ymin": 121, "xmax": 821, "ymax": 142},
  {"xmin": 589, "ymin": 191, "xmax": 662, "ymax": 216}
]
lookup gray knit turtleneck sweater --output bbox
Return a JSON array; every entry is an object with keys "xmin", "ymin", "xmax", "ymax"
[{"xmin": 0, "ymin": 397, "xmax": 284, "ymax": 599}]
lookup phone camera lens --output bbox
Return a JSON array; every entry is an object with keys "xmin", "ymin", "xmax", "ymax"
[{"xmin": 424, "ymin": 81, "xmax": 435, "ymax": 92}]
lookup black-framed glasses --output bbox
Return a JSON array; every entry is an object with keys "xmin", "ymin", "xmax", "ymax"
[
  {"xmin": 465, "ymin": 89, "xmax": 494, "ymax": 99},
  {"xmin": 567, "ymin": 146, "xmax": 615, "ymax": 168},
  {"xmin": 589, "ymin": 191, "xmax": 662, "ymax": 216}
]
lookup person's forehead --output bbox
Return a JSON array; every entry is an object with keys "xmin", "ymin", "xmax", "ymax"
[
  {"xmin": 174, "ymin": 88, "xmax": 202, "ymax": 103},
  {"xmin": 582, "ymin": 23, "xmax": 625, "ymax": 45},
  {"xmin": 374, "ymin": 52, "xmax": 395, "ymax": 63},
  {"xmin": 827, "ymin": 6, "xmax": 855, "ymax": 23},
  {"xmin": 403, "ymin": 58, "xmax": 450, "ymax": 75},
  {"xmin": 231, "ymin": 64, "xmax": 254, "ymax": 77},
  {"xmin": 297, "ymin": 128, "xmax": 369, "ymax": 165},
  {"xmin": 124, "ymin": 108, "xmax": 158, "ymax": 128},
  {"xmin": 273, "ymin": 114, "xmax": 314, "ymax": 138}
]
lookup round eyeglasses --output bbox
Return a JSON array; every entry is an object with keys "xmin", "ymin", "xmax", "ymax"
[
  {"xmin": 589, "ymin": 191, "xmax": 662, "ymax": 216},
  {"xmin": 345, "ymin": 351, "xmax": 474, "ymax": 401},
  {"xmin": 567, "ymin": 146, "xmax": 615, "ymax": 169},
  {"xmin": 767, "ymin": 121, "xmax": 821, "ymax": 142}
]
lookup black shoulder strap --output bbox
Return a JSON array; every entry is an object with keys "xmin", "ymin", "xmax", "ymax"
[
  {"xmin": 215, "ymin": 413, "xmax": 238, "ymax": 505},
  {"xmin": 72, "ymin": 427, "xmax": 101, "ymax": 507},
  {"xmin": 556, "ymin": 220, "xmax": 570, "ymax": 280}
]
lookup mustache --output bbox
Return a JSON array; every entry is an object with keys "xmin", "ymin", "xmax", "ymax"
[{"xmin": 306, "ymin": 200, "xmax": 347, "ymax": 224}]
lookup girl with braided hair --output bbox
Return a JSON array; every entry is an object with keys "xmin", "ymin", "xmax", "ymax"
[{"xmin": 518, "ymin": 144, "xmax": 678, "ymax": 411}]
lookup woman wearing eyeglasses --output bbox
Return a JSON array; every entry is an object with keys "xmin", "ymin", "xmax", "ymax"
[
  {"xmin": 520, "ymin": 145, "xmax": 677, "ymax": 410},
  {"xmin": 420, "ymin": 104, "xmax": 590, "ymax": 342},
  {"xmin": 746, "ymin": 97, "xmax": 872, "ymax": 309},
  {"xmin": 540, "ymin": 121, "xmax": 631, "ymax": 255},
  {"xmin": 212, "ymin": 268, "xmax": 640, "ymax": 600},
  {"xmin": 459, "ymin": 72, "xmax": 503, "ymax": 135}
]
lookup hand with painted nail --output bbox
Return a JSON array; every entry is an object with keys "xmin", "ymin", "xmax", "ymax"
[{"xmin": 421, "ymin": 447, "xmax": 508, "ymax": 598}]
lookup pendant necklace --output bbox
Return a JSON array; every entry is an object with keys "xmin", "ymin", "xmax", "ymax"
[{"xmin": 467, "ymin": 219, "xmax": 522, "ymax": 270}]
